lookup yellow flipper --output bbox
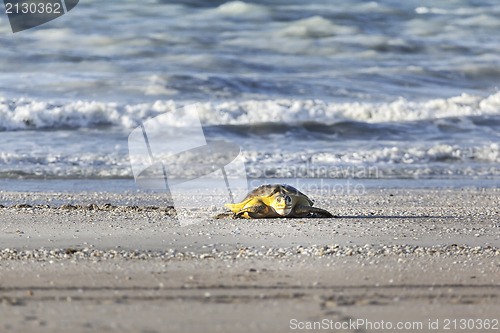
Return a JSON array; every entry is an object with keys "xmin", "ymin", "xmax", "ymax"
[
  {"xmin": 225, "ymin": 197, "xmax": 271, "ymax": 213},
  {"xmin": 225, "ymin": 202, "xmax": 245, "ymax": 213}
]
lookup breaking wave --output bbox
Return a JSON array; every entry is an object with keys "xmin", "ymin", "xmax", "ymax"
[{"xmin": 1, "ymin": 92, "xmax": 500, "ymax": 131}]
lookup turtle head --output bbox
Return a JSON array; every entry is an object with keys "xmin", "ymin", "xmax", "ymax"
[{"xmin": 270, "ymin": 192, "xmax": 293, "ymax": 216}]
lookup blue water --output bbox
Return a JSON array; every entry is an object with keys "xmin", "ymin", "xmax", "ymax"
[{"xmin": 1, "ymin": 0, "xmax": 500, "ymax": 190}]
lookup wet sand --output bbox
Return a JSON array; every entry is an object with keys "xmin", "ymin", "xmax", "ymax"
[{"xmin": 1, "ymin": 188, "xmax": 499, "ymax": 332}]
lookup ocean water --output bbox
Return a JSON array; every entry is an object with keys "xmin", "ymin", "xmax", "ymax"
[{"xmin": 1, "ymin": 0, "xmax": 500, "ymax": 191}]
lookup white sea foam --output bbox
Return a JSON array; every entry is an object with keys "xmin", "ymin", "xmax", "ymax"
[
  {"xmin": 0, "ymin": 98, "xmax": 174, "ymax": 130},
  {"xmin": 210, "ymin": 1, "xmax": 269, "ymax": 16},
  {"xmin": 0, "ymin": 151, "xmax": 132, "ymax": 178},
  {"xmin": 241, "ymin": 143, "xmax": 500, "ymax": 179},
  {"xmin": 1, "ymin": 92, "xmax": 500, "ymax": 131},
  {"xmin": 197, "ymin": 92, "xmax": 500, "ymax": 125},
  {"xmin": 1, "ymin": 142, "xmax": 498, "ymax": 179},
  {"xmin": 312, "ymin": 144, "xmax": 500, "ymax": 165},
  {"xmin": 245, "ymin": 143, "xmax": 500, "ymax": 166},
  {"xmin": 276, "ymin": 16, "xmax": 358, "ymax": 38}
]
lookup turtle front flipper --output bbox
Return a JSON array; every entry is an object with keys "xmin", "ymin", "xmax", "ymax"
[
  {"xmin": 293, "ymin": 205, "xmax": 335, "ymax": 218},
  {"xmin": 225, "ymin": 202, "xmax": 245, "ymax": 213},
  {"xmin": 235, "ymin": 204, "xmax": 270, "ymax": 218}
]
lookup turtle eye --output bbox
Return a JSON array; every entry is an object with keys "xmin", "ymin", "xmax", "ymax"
[{"xmin": 285, "ymin": 195, "xmax": 291, "ymax": 204}]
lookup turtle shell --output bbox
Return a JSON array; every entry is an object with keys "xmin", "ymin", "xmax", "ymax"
[{"xmin": 240, "ymin": 184, "xmax": 313, "ymax": 205}]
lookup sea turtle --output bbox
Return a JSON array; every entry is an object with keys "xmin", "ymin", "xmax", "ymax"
[{"xmin": 225, "ymin": 184, "xmax": 334, "ymax": 218}]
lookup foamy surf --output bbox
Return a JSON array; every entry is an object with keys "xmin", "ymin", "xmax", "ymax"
[
  {"xmin": 0, "ymin": 142, "xmax": 499, "ymax": 180},
  {"xmin": 1, "ymin": 92, "xmax": 500, "ymax": 131},
  {"xmin": 0, "ymin": 92, "xmax": 499, "ymax": 180}
]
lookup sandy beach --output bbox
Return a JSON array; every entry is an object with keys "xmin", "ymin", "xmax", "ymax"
[{"xmin": 0, "ymin": 187, "xmax": 499, "ymax": 332}]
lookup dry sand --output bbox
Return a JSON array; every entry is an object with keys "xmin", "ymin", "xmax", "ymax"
[{"xmin": 0, "ymin": 187, "xmax": 499, "ymax": 332}]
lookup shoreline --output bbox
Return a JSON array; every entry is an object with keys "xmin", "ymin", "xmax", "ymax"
[{"xmin": 1, "ymin": 177, "xmax": 500, "ymax": 194}]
